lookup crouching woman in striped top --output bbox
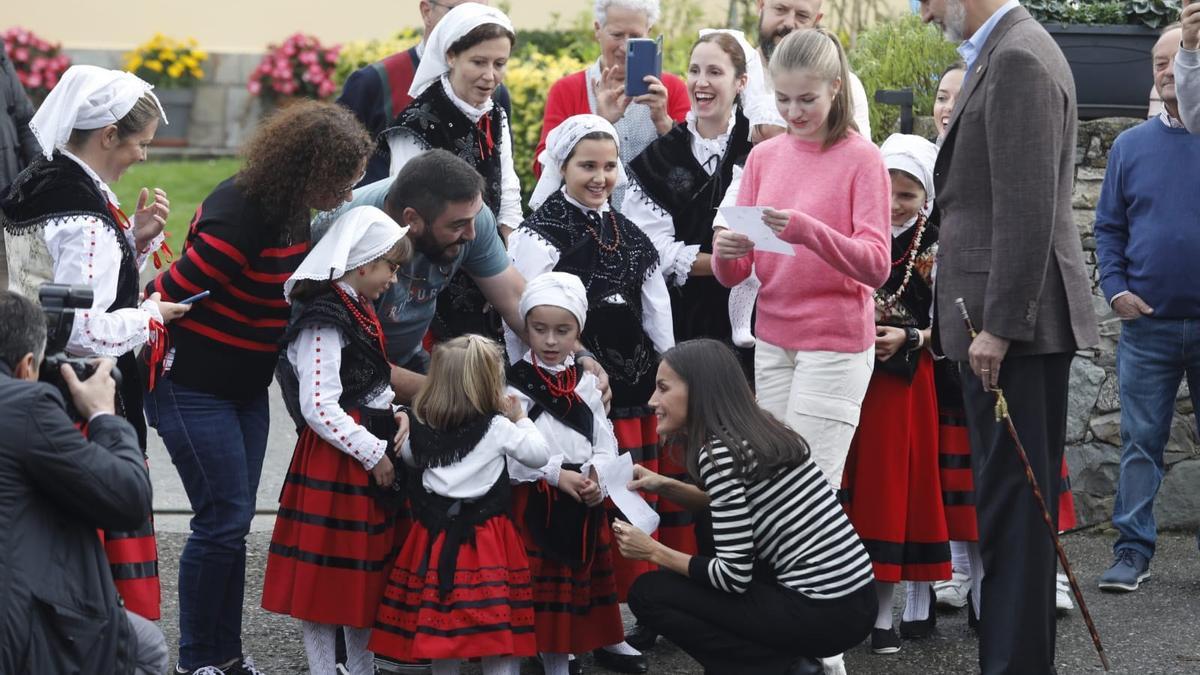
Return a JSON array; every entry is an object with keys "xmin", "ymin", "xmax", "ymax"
[{"xmin": 611, "ymin": 338, "xmax": 876, "ymax": 675}]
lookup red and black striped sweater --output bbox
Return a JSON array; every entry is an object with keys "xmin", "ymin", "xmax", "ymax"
[{"xmin": 148, "ymin": 178, "xmax": 308, "ymax": 399}]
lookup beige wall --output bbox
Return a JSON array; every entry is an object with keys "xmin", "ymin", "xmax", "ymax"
[{"xmin": 8, "ymin": 0, "xmax": 910, "ymax": 53}]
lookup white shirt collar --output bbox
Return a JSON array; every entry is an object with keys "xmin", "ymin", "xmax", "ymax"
[
  {"xmin": 59, "ymin": 147, "xmax": 119, "ymax": 206},
  {"xmin": 336, "ymin": 280, "xmax": 359, "ymax": 298},
  {"xmin": 521, "ymin": 350, "xmax": 575, "ymax": 372},
  {"xmin": 891, "ymin": 215, "xmax": 918, "ymax": 238},
  {"xmin": 440, "ymin": 74, "xmax": 493, "ymax": 124},
  {"xmin": 685, "ymin": 108, "xmax": 739, "ymax": 174},
  {"xmin": 560, "ymin": 186, "xmax": 612, "ymax": 214},
  {"xmin": 957, "ymin": 0, "xmax": 1020, "ymax": 73},
  {"xmin": 1159, "ymin": 110, "xmax": 1187, "ymax": 129}
]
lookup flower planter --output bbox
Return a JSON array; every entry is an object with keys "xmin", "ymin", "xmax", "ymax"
[
  {"xmin": 153, "ymin": 87, "xmax": 195, "ymax": 146},
  {"xmin": 1043, "ymin": 23, "xmax": 1159, "ymax": 120}
]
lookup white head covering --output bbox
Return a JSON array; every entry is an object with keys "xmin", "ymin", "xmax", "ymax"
[
  {"xmin": 410, "ymin": 3, "xmax": 515, "ymax": 99},
  {"xmin": 880, "ymin": 133, "xmax": 938, "ymax": 213},
  {"xmin": 284, "ymin": 206, "xmax": 408, "ymax": 301},
  {"xmin": 29, "ymin": 65, "xmax": 167, "ymax": 161},
  {"xmin": 519, "ymin": 271, "xmax": 589, "ymax": 330},
  {"xmin": 529, "ymin": 114, "xmax": 626, "ymax": 211}
]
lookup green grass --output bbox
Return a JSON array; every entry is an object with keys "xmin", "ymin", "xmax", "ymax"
[{"xmin": 113, "ymin": 158, "xmax": 242, "ymax": 247}]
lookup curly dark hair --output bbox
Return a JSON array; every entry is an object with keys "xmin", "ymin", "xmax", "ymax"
[{"xmin": 236, "ymin": 100, "xmax": 372, "ymax": 236}]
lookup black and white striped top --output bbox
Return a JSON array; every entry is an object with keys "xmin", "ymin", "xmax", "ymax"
[{"xmin": 687, "ymin": 441, "xmax": 875, "ymax": 600}]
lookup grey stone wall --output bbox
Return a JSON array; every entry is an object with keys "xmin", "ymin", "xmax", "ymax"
[
  {"xmin": 65, "ymin": 48, "xmax": 266, "ymax": 153},
  {"xmin": 1067, "ymin": 118, "xmax": 1200, "ymax": 530}
]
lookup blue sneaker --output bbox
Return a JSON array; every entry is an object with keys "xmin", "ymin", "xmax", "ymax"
[{"xmin": 1097, "ymin": 548, "xmax": 1150, "ymax": 592}]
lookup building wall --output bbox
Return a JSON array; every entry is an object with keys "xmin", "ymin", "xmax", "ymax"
[{"xmin": 8, "ymin": 0, "xmax": 910, "ymax": 52}]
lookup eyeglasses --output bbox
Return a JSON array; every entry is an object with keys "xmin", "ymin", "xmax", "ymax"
[{"xmin": 334, "ymin": 170, "xmax": 367, "ymax": 198}]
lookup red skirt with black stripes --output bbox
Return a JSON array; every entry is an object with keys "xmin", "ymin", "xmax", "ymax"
[
  {"xmin": 100, "ymin": 517, "xmax": 160, "ymax": 620},
  {"xmin": 261, "ymin": 425, "xmax": 402, "ymax": 627},
  {"xmin": 370, "ymin": 514, "xmax": 537, "ymax": 661},
  {"xmin": 511, "ymin": 483, "xmax": 624, "ymax": 654},
  {"xmin": 841, "ymin": 354, "xmax": 951, "ymax": 583}
]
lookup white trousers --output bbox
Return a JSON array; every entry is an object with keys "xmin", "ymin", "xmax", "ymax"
[{"xmin": 754, "ymin": 341, "xmax": 874, "ymax": 488}]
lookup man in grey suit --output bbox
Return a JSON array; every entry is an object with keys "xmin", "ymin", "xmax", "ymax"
[{"xmin": 919, "ymin": 1, "xmax": 1099, "ymax": 673}]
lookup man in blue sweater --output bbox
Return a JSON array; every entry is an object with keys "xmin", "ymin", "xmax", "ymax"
[{"xmin": 1094, "ymin": 24, "xmax": 1200, "ymax": 593}]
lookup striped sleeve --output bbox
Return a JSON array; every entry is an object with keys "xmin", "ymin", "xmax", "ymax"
[
  {"xmin": 150, "ymin": 202, "xmax": 250, "ymax": 303},
  {"xmin": 688, "ymin": 443, "xmax": 755, "ymax": 594}
]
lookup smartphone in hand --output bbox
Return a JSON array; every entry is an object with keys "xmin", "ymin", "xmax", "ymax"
[{"xmin": 625, "ymin": 35, "xmax": 663, "ymax": 97}]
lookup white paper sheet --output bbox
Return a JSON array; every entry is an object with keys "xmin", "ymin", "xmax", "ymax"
[
  {"xmin": 592, "ymin": 453, "xmax": 660, "ymax": 535},
  {"xmin": 717, "ymin": 206, "xmax": 797, "ymax": 256}
]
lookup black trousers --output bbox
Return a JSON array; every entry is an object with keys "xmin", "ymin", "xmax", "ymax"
[
  {"xmin": 960, "ymin": 353, "xmax": 1072, "ymax": 675},
  {"xmin": 628, "ymin": 570, "xmax": 875, "ymax": 675}
]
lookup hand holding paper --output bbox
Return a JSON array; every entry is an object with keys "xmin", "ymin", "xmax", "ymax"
[
  {"xmin": 592, "ymin": 453, "xmax": 660, "ymax": 535},
  {"xmin": 717, "ymin": 206, "xmax": 796, "ymax": 256}
]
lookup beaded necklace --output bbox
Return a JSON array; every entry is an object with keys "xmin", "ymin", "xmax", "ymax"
[
  {"xmin": 530, "ymin": 353, "xmax": 581, "ymax": 410},
  {"xmin": 332, "ymin": 282, "xmax": 387, "ymax": 356},
  {"xmin": 874, "ymin": 212, "xmax": 928, "ymax": 318},
  {"xmin": 582, "ymin": 210, "xmax": 621, "ymax": 254}
]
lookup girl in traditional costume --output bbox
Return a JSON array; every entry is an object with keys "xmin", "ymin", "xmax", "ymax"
[
  {"xmin": 505, "ymin": 272, "xmax": 625, "ymax": 675},
  {"xmin": 261, "ymin": 205, "xmax": 411, "ymax": 675},
  {"xmin": 838, "ymin": 134, "xmax": 949, "ymax": 654},
  {"xmin": 383, "ymin": 3, "xmax": 520, "ymax": 343},
  {"xmin": 370, "ymin": 334, "xmax": 550, "ymax": 675},
  {"xmin": 0, "ymin": 64, "xmax": 182, "ymax": 622}
]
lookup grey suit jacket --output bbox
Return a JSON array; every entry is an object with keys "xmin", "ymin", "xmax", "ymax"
[{"xmin": 933, "ymin": 7, "xmax": 1099, "ymax": 361}]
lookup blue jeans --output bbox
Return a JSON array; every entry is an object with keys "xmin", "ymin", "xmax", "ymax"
[
  {"xmin": 145, "ymin": 378, "xmax": 270, "ymax": 669},
  {"xmin": 1112, "ymin": 316, "xmax": 1200, "ymax": 560}
]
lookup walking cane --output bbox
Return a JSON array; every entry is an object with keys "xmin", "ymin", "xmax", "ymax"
[{"xmin": 954, "ymin": 298, "xmax": 1111, "ymax": 672}]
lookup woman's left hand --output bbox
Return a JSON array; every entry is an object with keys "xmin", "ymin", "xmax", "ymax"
[
  {"xmin": 761, "ymin": 208, "xmax": 796, "ymax": 235},
  {"xmin": 874, "ymin": 326, "xmax": 907, "ymax": 362},
  {"xmin": 393, "ymin": 409, "xmax": 410, "ymax": 450},
  {"xmin": 133, "ymin": 187, "xmax": 170, "ymax": 252},
  {"xmin": 633, "ymin": 75, "xmax": 672, "ymax": 135},
  {"xmin": 612, "ymin": 519, "xmax": 658, "ymax": 562}
]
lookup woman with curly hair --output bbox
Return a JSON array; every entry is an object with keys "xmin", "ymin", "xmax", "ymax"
[{"xmin": 144, "ymin": 100, "xmax": 372, "ymax": 675}]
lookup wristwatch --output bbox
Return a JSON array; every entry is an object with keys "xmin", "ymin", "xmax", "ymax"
[{"xmin": 904, "ymin": 327, "xmax": 922, "ymax": 352}]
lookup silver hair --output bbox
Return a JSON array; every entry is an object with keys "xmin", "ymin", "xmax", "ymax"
[{"xmin": 594, "ymin": 0, "xmax": 660, "ymax": 28}]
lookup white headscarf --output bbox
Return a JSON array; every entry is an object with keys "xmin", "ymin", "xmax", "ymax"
[
  {"xmin": 529, "ymin": 114, "xmax": 626, "ymax": 211},
  {"xmin": 409, "ymin": 3, "xmax": 515, "ymax": 99},
  {"xmin": 880, "ymin": 133, "xmax": 938, "ymax": 213},
  {"xmin": 519, "ymin": 271, "xmax": 589, "ymax": 330},
  {"xmin": 284, "ymin": 206, "xmax": 408, "ymax": 301},
  {"xmin": 29, "ymin": 65, "xmax": 167, "ymax": 161}
]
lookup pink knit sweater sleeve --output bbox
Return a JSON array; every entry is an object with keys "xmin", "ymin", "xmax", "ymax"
[
  {"xmin": 712, "ymin": 151, "xmax": 757, "ymax": 288},
  {"xmin": 777, "ymin": 156, "xmax": 892, "ymax": 289}
]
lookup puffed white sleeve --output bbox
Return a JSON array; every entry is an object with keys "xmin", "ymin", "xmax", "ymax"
[
  {"xmin": 45, "ymin": 216, "xmax": 164, "ymax": 358},
  {"xmin": 640, "ymin": 263, "xmax": 676, "ymax": 354},
  {"xmin": 387, "ymin": 131, "xmax": 426, "ymax": 177},
  {"xmin": 497, "ymin": 111, "xmax": 523, "ymax": 229},
  {"xmin": 503, "ymin": 229, "xmax": 561, "ymax": 363},
  {"xmin": 494, "ymin": 416, "xmax": 552, "ymax": 470},
  {"xmin": 849, "ymin": 71, "xmax": 872, "ymax": 141},
  {"xmin": 290, "ymin": 325, "xmax": 387, "ymax": 470},
  {"xmin": 712, "ymin": 164, "xmax": 744, "ymax": 229},
  {"xmin": 621, "ymin": 179, "xmax": 699, "ymax": 287},
  {"xmin": 504, "ymin": 387, "xmax": 563, "ymax": 484}
]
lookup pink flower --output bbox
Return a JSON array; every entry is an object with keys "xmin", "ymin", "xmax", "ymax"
[
  {"xmin": 15, "ymin": 31, "xmax": 28, "ymax": 45},
  {"xmin": 298, "ymin": 50, "xmax": 316, "ymax": 65},
  {"xmin": 318, "ymin": 80, "xmax": 335, "ymax": 98},
  {"xmin": 13, "ymin": 47, "xmax": 28, "ymax": 62},
  {"xmin": 247, "ymin": 79, "xmax": 262, "ymax": 94},
  {"xmin": 324, "ymin": 50, "xmax": 338, "ymax": 64},
  {"xmin": 27, "ymin": 73, "xmax": 42, "ymax": 88}
]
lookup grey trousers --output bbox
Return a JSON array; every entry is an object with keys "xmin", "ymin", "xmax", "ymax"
[{"xmin": 127, "ymin": 609, "xmax": 169, "ymax": 675}]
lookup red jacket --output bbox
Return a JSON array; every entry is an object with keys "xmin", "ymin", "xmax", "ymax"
[{"xmin": 533, "ymin": 69, "xmax": 691, "ymax": 176}]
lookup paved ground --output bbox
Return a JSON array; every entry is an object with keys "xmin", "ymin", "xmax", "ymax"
[{"xmin": 154, "ymin": 528, "xmax": 1200, "ymax": 674}]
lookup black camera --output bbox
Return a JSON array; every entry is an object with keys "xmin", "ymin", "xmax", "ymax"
[{"xmin": 39, "ymin": 284, "xmax": 122, "ymax": 417}]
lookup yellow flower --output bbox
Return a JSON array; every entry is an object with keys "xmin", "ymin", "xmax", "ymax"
[
  {"xmin": 126, "ymin": 55, "xmax": 143, "ymax": 71},
  {"xmin": 167, "ymin": 62, "xmax": 185, "ymax": 79},
  {"xmin": 192, "ymin": 49, "xmax": 208, "ymax": 62},
  {"xmin": 181, "ymin": 55, "xmax": 197, "ymax": 69},
  {"xmin": 145, "ymin": 60, "xmax": 163, "ymax": 72},
  {"xmin": 190, "ymin": 67, "xmax": 205, "ymax": 79},
  {"xmin": 159, "ymin": 49, "xmax": 177, "ymax": 62}
]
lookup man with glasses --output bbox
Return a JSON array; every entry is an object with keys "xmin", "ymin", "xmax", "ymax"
[{"xmin": 338, "ymin": 0, "xmax": 512, "ymax": 186}]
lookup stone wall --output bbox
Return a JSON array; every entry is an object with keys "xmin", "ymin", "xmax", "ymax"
[
  {"xmin": 65, "ymin": 48, "xmax": 266, "ymax": 154},
  {"xmin": 1067, "ymin": 118, "xmax": 1200, "ymax": 530}
]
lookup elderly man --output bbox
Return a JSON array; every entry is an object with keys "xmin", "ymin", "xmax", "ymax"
[
  {"xmin": 338, "ymin": 0, "xmax": 511, "ymax": 186},
  {"xmin": 1094, "ymin": 25, "xmax": 1200, "ymax": 594},
  {"xmin": 920, "ymin": 0, "xmax": 1098, "ymax": 673}
]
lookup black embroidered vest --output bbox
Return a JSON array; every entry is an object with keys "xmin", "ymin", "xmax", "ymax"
[{"xmin": 506, "ymin": 360, "xmax": 594, "ymax": 444}]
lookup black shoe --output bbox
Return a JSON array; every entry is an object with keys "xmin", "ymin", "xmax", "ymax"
[
  {"xmin": 966, "ymin": 590, "xmax": 979, "ymax": 632},
  {"xmin": 374, "ymin": 656, "xmax": 433, "ymax": 674},
  {"xmin": 788, "ymin": 656, "xmax": 825, "ymax": 675},
  {"xmin": 871, "ymin": 627, "xmax": 901, "ymax": 654},
  {"xmin": 899, "ymin": 604, "xmax": 937, "ymax": 639},
  {"xmin": 623, "ymin": 624, "xmax": 658, "ymax": 652},
  {"xmin": 592, "ymin": 648, "xmax": 649, "ymax": 674}
]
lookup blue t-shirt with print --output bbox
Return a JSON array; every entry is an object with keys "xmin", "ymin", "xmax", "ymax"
[{"xmin": 312, "ymin": 176, "xmax": 509, "ymax": 365}]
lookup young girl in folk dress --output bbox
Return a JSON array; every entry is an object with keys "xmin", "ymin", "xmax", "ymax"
[
  {"xmin": 370, "ymin": 334, "xmax": 551, "ymax": 675},
  {"xmin": 260, "ymin": 206, "xmax": 411, "ymax": 675},
  {"xmin": 505, "ymin": 272, "xmax": 625, "ymax": 675},
  {"xmin": 839, "ymin": 134, "xmax": 949, "ymax": 655}
]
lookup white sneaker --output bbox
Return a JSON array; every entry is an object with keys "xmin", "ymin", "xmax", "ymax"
[
  {"xmin": 934, "ymin": 570, "xmax": 970, "ymax": 609},
  {"xmin": 1056, "ymin": 572, "xmax": 1074, "ymax": 612}
]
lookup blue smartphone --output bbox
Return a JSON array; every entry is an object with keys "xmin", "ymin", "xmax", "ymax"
[
  {"xmin": 178, "ymin": 290, "xmax": 211, "ymax": 305},
  {"xmin": 625, "ymin": 36, "xmax": 663, "ymax": 97}
]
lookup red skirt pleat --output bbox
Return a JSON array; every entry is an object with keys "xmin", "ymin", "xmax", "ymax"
[
  {"xmin": 100, "ymin": 515, "xmax": 161, "ymax": 620},
  {"xmin": 511, "ymin": 484, "xmax": 624, "ymax": 654},
  {"xmin": 938, "ymin": 387, "xmax": 979, "ymax": 543},
  {"xmin": 261, "ymin": 426, "xmax": 400, "ymax": 627},
  {"xmin": 369, "ymin": 515, "xmax": 537, "ymax": 661},
  {"xmin": 841, "ymin": 354, "xmax": 951, "ymax": 583}
]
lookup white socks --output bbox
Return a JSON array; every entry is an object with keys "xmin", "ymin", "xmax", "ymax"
[
  {"xmin": 481, "ymin": 656, "xmax": 521, "ymax": 675},
  {"xmin": 300, "ymin": 622, "xmax": 375, "ymax": 675},
  {"xmin": 541, "ymin": 653, "xmax": 571, "ymax": 675},
  {"xmin": 601, "ymin": 641, "xmax": 641, "ymax": 656},
  {"xmin": 874, "ymin": 581, "xmax": 896, "ymax": 630},
  {"xmin": 729, "ymin": 272, "xmax": 760, "ymax": 348},
  {"xmin": 902, "ymin": 582, "xmax": 932, "ymax": 622},
  {"xmin": 950, "ymin": 540, "xmax": 970, "ymax": 574}
]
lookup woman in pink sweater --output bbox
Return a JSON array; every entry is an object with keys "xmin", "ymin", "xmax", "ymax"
[{"xmin": 712, "ymin": 28, "xmax": 890, "ymax": 488}]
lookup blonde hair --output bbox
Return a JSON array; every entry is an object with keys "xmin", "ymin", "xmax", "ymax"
[
  {"xmin": 413, "ymin": 334, "xmax": 506, "ymax": 430},
  {"xmin": 768, "ymin": 28, "xmax": 856, "ymax": 149}
]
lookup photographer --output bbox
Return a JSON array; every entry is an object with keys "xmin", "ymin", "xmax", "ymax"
[{"xmin": 0, "ymin": 290, "xmax": 167, "ymax": 674}]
